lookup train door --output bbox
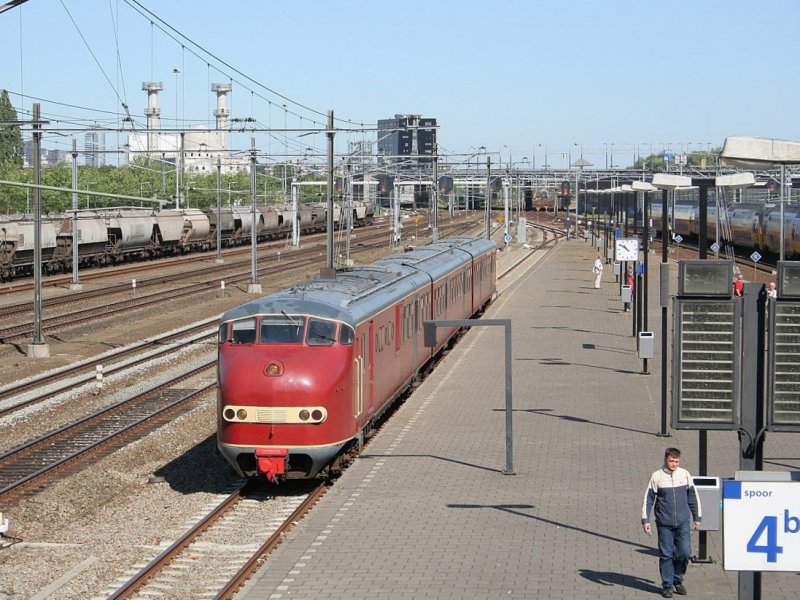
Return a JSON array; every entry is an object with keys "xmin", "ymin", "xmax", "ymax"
[{"xmin": 354, "ymin": 333, "xmax": 365, "ymax": 419}]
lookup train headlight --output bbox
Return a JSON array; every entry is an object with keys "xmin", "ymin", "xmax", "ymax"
[
  {"xmin": 236, "ymin": 408, "xmax": 248, "ymax": 420},
  {"xmin": 299, "ymin": 410, "xmax": 310, "ymax": 421},
  {"xmin": 224, "ymin": 408, "xmax": 236, "ymax": 420},
  {"xmin": 265, "ymin": 361, "xmax": 283, "ymax": 376},
  {"xmin": 311, "ymin": 409, "xmax": 323, "ymax": 421}
]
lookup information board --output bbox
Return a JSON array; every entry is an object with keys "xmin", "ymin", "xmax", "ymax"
[{"xmin": 723, "ymin": 480, "xmax": 800, "ymax": 571}]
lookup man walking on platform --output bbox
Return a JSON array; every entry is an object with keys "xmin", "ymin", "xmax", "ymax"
[
  {"xmin": 592, "ymin": 255, "xmax": 603, "ymax": 288},
  {"xmin": 641, "ymin": 448, "xmax": 702, "ymax": 597}
]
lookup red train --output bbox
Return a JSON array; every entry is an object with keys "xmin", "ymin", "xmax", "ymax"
[{"xmin": 216, "ymin": 236, "xmax": 497, "ymax": 482}]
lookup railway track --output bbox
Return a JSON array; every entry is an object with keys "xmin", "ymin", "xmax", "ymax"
[
  {"xmin": 0, "ymin": 361, "xmax": 215, "ymax": 502},
  {"xmin": 106, "ymin": 482, "xmax": 326, "ymax": 599},
  {"xmin": 0, "ymin": 319, "xmax": 217, "ymax": 415}
]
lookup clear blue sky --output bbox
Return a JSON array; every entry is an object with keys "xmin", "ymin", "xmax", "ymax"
[{"xmin": 2, "ymin": 0, "xmax": 798, "ymax": 168}]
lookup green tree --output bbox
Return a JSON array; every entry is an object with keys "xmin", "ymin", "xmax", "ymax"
[{"xmin": 0, "ymin": 89, "xmax": 23, "ymax": 167}]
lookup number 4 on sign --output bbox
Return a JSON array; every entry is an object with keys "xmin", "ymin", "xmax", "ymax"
[{"xmin": 747, "ymin": 516, "xmax": 783, "ymax": 563}]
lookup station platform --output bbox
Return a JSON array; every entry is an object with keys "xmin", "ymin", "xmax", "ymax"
[{"xmin": 236, "ymin": 236, "xmax": 800, "ymax": 600}]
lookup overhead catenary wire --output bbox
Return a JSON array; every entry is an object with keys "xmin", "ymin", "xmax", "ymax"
[
  {"xmin": 58, "ymin": 0, "xmax": 127, "ymax": 111},
  {"xmin": 7, "ymin": 1, "xmax": 386, "ymax": 161},
  {"xmin": 123, "ymin": 0, "xmax": 371, "ymax": 129}
]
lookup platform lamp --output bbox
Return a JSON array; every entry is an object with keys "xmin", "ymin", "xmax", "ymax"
[
  {"xmin": 572, "ymin": 158, "xmax": 593, "ymax": 239},
  {"xmin": 620, "ymin": 184, "xmax": 633, "ymax": 237},
  {"xmin": 607, "ymin": 187, "xmax": 622, "ymax": 263},
  {"xmin": 632, "ymin": 181, "xmax": 657, "ymax": 354},
  {"xmin": 720, "ymin": 136, "xmax": 800, "ymax": 261},
  {"xmin": 602, "ymin": 188, "xmax": 614, "ymax": 258},
  {"xmin": 617, "ymin": 184, "xmax": 635, "ymax": 303},
  {"xmin": 651, "ymin": 173, "xmax": 692, "ymax": 436}
]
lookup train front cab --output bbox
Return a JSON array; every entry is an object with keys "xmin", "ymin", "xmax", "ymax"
[{"xmin": 217, "ymin": 313, "xmax": 359, "ymax": 481}]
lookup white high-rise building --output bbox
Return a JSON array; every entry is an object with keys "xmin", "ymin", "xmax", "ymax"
[{"xmin": 85, "ymin": 130, "xmax": 106, "ymax": 167}]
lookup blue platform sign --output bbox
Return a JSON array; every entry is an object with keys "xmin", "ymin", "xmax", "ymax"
[
  {"xmin": 663, "ymin": 151, "xmax": 673, "ymax": 161},
  {"xmin": 723, "ymin": 480, "xmax": 800, "ymax": 571}
]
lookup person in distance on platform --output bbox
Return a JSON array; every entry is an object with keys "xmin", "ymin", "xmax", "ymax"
[
  {"xmin": 624, "ymin": 272, "xmax": 634, "ymax": 311},
  {"xmin": 767, "ymin": 281, "xmax": 777, "ymax": 300},
  {"xmin": 641, "ymin": 447, "xmax": 702, "ymax": 598},
  {"xmin": 733, "ymin": 274, "xmax": 744, "ymax": 297},
  {"xmin": 592, "ymin": 255, "xmax": 603, "ymax": 289}
]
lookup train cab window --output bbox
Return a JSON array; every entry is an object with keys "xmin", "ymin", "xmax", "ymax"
[
  {"xmin": 338, "ymin": 323, "xmax": 355, "ymax": 345},
  {"xmin": 218, "ymin": 322, "xmax": 228, "ymax": 343},
  {"xmin": 307, "ymin": 318, "xmax": 336, "ymax": 346},
  {"xmin": 230, "ymin": 318, "xmax": 257, "ymax": 344},
  {"xmin": 260, "ymin": 316, "xmax": 305, "ymax": 344}
]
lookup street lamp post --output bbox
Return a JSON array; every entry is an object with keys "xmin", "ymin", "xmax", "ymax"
[
  {"xmin": 633, "ymin": 180, "xmax": 657, "ymax": 375},
  {"xmin": 652, "ymin": 173, "xmax": 691, "ymax": 437},
  {"xmin": 172, "ymin": 67, "xmax": 180, "ymax": 127}
]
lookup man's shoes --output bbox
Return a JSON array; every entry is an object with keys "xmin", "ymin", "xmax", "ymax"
[
  {"xmin": 660, "ymin": 588, "xmax": 673, "ymax": 598},
  {"xmin": 673, "ymin": 583, "xmax": 687, "ymax": 595}
]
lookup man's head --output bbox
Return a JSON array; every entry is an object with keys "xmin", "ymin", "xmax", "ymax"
[{"xmin": 663, "ymin": 447, "xmax": 681, "ymax": 472}]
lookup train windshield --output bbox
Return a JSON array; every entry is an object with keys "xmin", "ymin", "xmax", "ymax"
[
  {"xmin": 307, "ymin": 318, "xmax": 336, "ymax": 346},
  {"xmin": 260, "ymin": 315, "xmax": 305, "ymax": 344},
  {"xmin": 230, "ymin": 318, "xmax": 257, "ymax": 344},
  {"xmin": 339, "ymin": 323, "xmax": 355, "ymax": 344}
]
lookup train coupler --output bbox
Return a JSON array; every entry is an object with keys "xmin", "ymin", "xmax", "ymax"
[{"xmin": 255, "ymin": 448, "xmax": 288, "ymax": 482}]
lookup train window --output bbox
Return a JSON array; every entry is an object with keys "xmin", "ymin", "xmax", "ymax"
[
  {"xmin": 218, "ymin": 322, "xmax": 228, "ymax": 343},
  {"xmin": 260, "ymin": 316, "xmax": 305, "ymax": 344},
  {"xmin": 339, "ymin": 324, "xmax": 355, "ymax": 345},
  {"xmin": 230, "ymin": 318, "xmax": 257, "ymax": 344},
  {"xmin": 307, "ymin": 318, "xmax": 336, "ymax": 346}
]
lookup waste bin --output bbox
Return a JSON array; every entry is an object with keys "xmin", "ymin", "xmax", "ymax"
[
  {"xmin": 638, "ymin": 331, "xmax": 654, "ymax": 359},
  {"xmin": 693, "ymin": 477, "xmax": 721, "ymax": 531},
  {"xmin": 621, "ymin": 285, "xmax": 633, "ymax": 305},
  {"xmin": 613, "ymin": 261, "xmax": 621, "ymax": 276}
]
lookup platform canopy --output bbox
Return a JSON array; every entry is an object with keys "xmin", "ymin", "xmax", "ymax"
[{"xmin": 720, "ymin": 135, "xmax": 800, "ymax": 168}]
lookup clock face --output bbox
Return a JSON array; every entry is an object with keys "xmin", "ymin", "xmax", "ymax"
[{"xmin": 615, "ymin": 238, "xmax": 639, "ymax": 261}]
